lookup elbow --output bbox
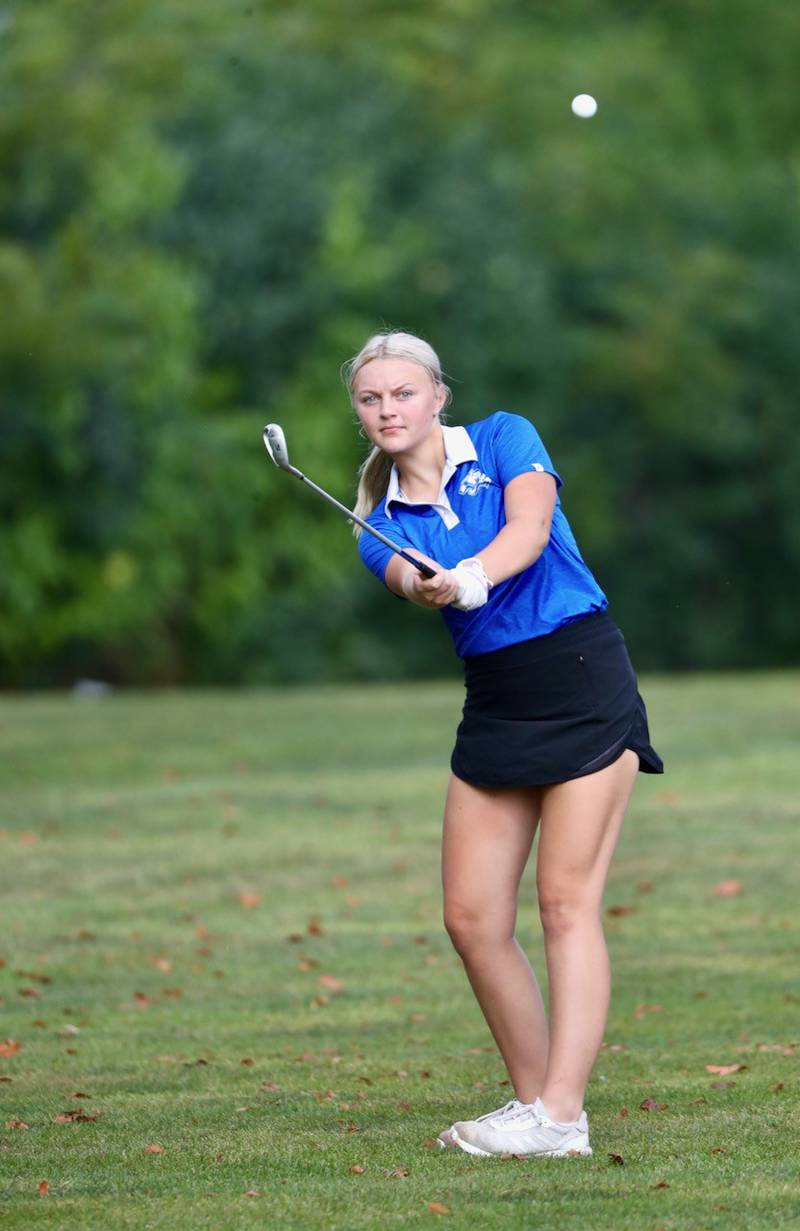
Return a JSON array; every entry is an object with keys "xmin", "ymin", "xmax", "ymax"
[{"xmin": 528, "ymin": 527, "xmax": 550, "ymax": 563}]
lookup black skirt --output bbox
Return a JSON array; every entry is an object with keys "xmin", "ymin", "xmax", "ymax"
[{"xmin": 450, "ymin": 609, "xmax": 664, "ymax": 788}]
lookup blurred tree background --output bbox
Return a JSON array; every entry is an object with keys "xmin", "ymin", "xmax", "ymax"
[{"xmin": 2, "ymin": 0, "xmax": 799, "ymax": 686}]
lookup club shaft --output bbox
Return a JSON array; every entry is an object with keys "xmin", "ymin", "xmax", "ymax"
[{"xmin": 288, "ymin": 467, "xmax": 437, "ymax": 578}]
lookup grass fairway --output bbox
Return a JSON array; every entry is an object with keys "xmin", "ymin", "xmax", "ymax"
[{"xmin": 1, "ymin": 674, "xmax": 798, "ymax": 1230}]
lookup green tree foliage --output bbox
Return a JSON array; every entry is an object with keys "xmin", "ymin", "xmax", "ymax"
[{"xmin": 2, "ymin": 0, "xmax": 799, "ymax": 684}]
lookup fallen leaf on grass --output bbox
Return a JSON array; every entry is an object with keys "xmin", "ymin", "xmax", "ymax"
[
  {"xmin": 711, "ymin": 1147, "xmax": 726, "ymax": 1154},
  {"xmin": 634, "ymin": 1004, "xmax": 663, "ymax": 1020},
  {"xmin": 713, "ymin": 879, "xmax": 743, "ymax": 897},
  {"xmin": 383, "ymin": 1168, "xmax": 409, "ymax": 1178},
  {"xmin": 692, "ymin": 1097, "xmax": 708, "ymax": 1104},
  {"xmin": 261, "ymin": 1081, "xmax": 281, "ymax": 1092},
  {"xmin": 706, "ymin": 1064, "xmax": 746, "ymax": 1075},
  {"xmin": 653, "ymin": 1181, "xmax": 670, "ymax": 1189},
  {"xmin": 151, "ymin": 958, "xmax": 172, "ymax": 972},
  {"xmin": 607, "ymin": 905, "xmax": 637, "ymax": 917},
  {"xmin": 72, "ymin": 1091, "xmax": 92, "ymax": 1098},
  {"xmin": 145, "ymin": 1144, "xmax": 164, "ymax": 1154},
  {"xmin": 37, "ymin": 1180, "xmax": 49, "ymax": 1196},
  {"xmin": 429, "ymin": 1202, "xmax": 451, "ymax": 1214},
  {"xmin": 298, "ymin": 958, "xmax": 320, "ymax": 971},
  {"xmin": 640, "ymin": 1098, "xmax": 668, "ymax": 1112},
  {"xmin": 0, "ymin": 1040, "xmax": 20, "ymax": 1057},
  {"xmin": 608, "ymin": 1153, "xmax": 625, "ymax": 1165},
  {"xmin": 244, "ymin": 1189, "xmax": 260, "ymax": 1197},
  {"xmin": 307, "ymin": 917, "xmax": 324, "ymax": 936},
  {"xmin": 15, "ymin": 970, "xmax": 52, "ymax": 984},
  {"xmin": 349, "ymin": 1165, "xmax": 365, "ymax": 1174},
  {"xmin": 710, "ymin": 1081, "xmax": 736, "ymax": 1090},
  {"xmin": 772, "ymin": 1083, "xmax": 785, "ymax": 1093},
  {"xmin": 318, "ymin": 975, "xmax": 344, "ymax": 993},
  {"xmin": 54, "ymin": 1108, "xmax": 99, "ymax": 1123},
  {"xmin": 6, "ymin": 1120, "xmax": 29, "ymax": 1130},
  {"xmin": 619, "ymin": 1107, "xmax": 629, "ymax": 1117},
  {"xmin": 238, "ymin": 893, "xmax": 262, "ymax": 909}
]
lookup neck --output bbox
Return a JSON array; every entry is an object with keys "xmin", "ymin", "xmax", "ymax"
[{"xmin": 395, "ymin": 421, "xmax": 446, "ymax": 496}]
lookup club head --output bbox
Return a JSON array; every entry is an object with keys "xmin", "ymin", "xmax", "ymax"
[{"xmin": 263, "ymin": 423, "xmax": 291, "ymax": 471}]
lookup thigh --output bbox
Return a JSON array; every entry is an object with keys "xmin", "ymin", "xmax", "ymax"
[
  {"xmin": 442, "ymin": 772, "xmax": 542, "ymax": 929},
  {"xmin": 536, "ymin": 748, "xmax": 640, "ymax": 908}
]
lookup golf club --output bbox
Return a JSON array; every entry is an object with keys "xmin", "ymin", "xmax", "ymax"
[{"xmin": 262, "ymin": 424, "xmax": 437, "ymax": 578}]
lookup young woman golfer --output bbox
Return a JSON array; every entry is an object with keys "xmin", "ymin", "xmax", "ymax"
[{"xmin": 345, "ymin": 330, "xmax": 663, "ymax": 1159}]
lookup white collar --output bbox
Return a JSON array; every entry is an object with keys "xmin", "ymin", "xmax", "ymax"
[{"xmin": 384, "ymin": 423, "xmax": 477, "ymax": 526}]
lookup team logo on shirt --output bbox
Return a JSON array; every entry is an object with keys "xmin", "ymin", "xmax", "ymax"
[{"xmin": 458, "ymin": 466, "xmax": 493, "ymax": 496}]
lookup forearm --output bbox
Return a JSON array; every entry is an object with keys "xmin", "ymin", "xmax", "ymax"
[{"xmin": 474, "ymin": 519, "xmax": 548, "ymax": 586}]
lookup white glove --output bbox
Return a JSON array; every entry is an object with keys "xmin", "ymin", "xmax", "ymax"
[{"xmin": 450, "ymin": 557, "xmax": 493, "ymax": 611}]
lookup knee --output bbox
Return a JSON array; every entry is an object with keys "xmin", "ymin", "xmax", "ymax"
[
  {"xmin": 443, "ymin": 903, "xmax": 510, "ymax": 956},
  {"xmin": 537, "ymin": 892, "xmax": 598, "ymax": 941}
]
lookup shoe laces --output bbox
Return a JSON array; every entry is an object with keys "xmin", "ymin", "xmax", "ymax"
[
  {"xmin": 486, "ymin": 1098, "xmax": 543, "ymax": 1128},
  {"xmin": 474, "ymin": 1098, "xmax": 526, "ymax": 1125}
]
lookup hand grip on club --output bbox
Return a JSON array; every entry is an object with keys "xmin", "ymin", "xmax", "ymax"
[{"xmin": 398, "ymin": 551, "xmax": 437, "ymax": 579}]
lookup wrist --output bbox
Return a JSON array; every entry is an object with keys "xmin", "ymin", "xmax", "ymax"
[
  {"xmin": 450, "ymin": 557, "xmax": 492, "ymax": 612},
  {"xmin": 458, "ymin": 557, "xmax": 493, "ymax": 590}
]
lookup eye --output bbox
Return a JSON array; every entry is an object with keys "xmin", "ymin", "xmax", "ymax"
[
  {"xmin": 397, "ymin": 389, "xmax": 413, "ymax": 398},
  {"xmin": 360, "ymin": 393, "xmax": 376, "ymax": 404}
]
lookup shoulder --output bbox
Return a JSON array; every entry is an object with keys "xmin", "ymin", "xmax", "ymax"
[
  {"xmin": 463, "ymin": 410, "xmax": 541, "ymax": 447},
  {"xmin": 464, "ymin": 410, "xmax": 535, "ymax": 433},
  {"xmin": 357, "ymin": 498, "xmax": 389, "ymax": 551}
]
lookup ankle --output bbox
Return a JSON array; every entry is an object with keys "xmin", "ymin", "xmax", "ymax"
[{"xmin": 537, "ymin": 1094, "xmax": 583, "ymax": 1123}]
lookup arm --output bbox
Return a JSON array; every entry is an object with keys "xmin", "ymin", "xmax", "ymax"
[
  {"xmin": 384, "ymin": 470, "xmax": 556, "ymax": 606},
  {"xmin": 474, "ymin": 470, "xmax": 557, "ymax": 585}
]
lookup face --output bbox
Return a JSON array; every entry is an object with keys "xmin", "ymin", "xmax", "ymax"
[{"xmin": 353, "ymin": 358, "xmax": 446, "ymax": 455}]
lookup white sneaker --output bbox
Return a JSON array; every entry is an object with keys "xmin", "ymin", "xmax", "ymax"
[
  {"xmin": 436, "ymin": 1098, "xmax": 527, "ymax": 1150},
  {"xmin": 450, "ymin": 1096, "xmax": 592, "ymax": 1158}
]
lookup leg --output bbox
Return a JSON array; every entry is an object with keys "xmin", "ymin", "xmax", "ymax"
[
  {"xmin": 442, "ymin": 772, "xmax": 546, "ymax": 1102},
  {"xmin": 536, "ymin": 748, "xmax": 640, "ymax": 1122}
]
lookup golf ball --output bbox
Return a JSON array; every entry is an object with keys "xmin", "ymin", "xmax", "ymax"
[{"xmin": 571, "ymin": 93, "xmax": 598, "ymax": 119}]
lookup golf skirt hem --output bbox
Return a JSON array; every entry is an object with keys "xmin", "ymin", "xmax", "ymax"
[{"xmin": 450, "ymin": 609, "xmax": 664, "ymax": 789}]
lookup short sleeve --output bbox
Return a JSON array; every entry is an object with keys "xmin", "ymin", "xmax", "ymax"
[
  {"xmin": 490, "ymin": 411, "xmax": 563, "ymax": 491},
  {"xmin": 357, "ymin": 507, "xmax": 415, "ymax": 592}
]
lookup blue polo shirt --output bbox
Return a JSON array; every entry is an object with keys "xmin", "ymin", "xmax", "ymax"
[{"xmin": 357, "ymin": 411, "xmax": 607, "ymax": 658}]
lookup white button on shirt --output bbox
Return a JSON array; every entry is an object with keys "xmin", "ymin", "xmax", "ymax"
[{"xmin": 384, "ymin": 424, "xmax": 478, "ymax": 530}]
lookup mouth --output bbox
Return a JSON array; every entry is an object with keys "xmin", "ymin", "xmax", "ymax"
[{"xmin": 381, "ymin": 426, "xmax": 404, "ymax": 435}]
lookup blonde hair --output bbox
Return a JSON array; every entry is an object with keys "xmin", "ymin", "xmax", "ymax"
[{"xmin": 343, "ymin": 330, "xmax": 452, "ymax": 535}]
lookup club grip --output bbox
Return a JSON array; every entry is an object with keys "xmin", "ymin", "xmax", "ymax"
[{"xmin": 400, "ymin": 550, "xmax": 437, "ymax": 579}]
